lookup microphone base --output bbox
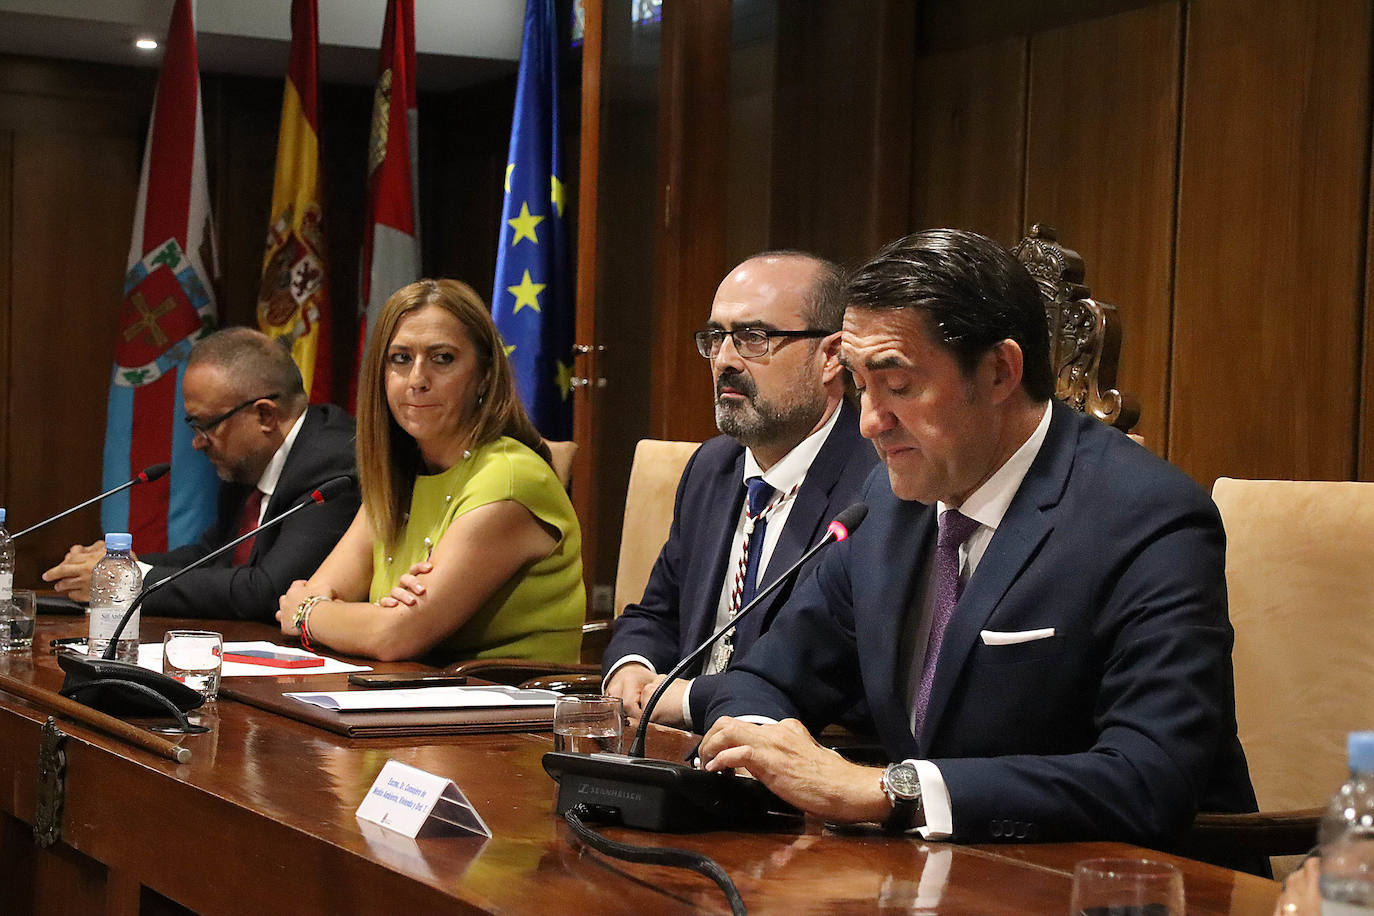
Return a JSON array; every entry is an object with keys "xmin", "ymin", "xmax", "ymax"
[
  {"xmin": 57, "ymin": 652, "xmax": 205, "ymax": 718},
  {"xmin": 542, "ymin": 751, "xmax": 800, "ymax": 832}
]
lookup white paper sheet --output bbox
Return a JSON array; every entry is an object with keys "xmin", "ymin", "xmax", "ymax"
[
  {"xmin": 287, "ymin": 685, "xmax": 560, "ymax": 712},
  {"xmin": 72, "ymin": 639, "xmax": 372, "ymax": 676}
]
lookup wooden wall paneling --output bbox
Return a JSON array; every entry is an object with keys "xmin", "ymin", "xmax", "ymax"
[
  {"xmin": 1023, "ymin": 3, "xmax": 1181, "ymax": 453},
  {"xmin": 583, "ymin": 3, "xmax": 662, "ymax": 588},
  {"xmin": 9, "ymin": 128, "xmax": 140, "ymax": 585},
  {"xmin": 316, "ymin": 83, "xmax": 372, "ymax": 399},
  {"xmin": 1362, "ymin": 63, "xmax": 1374, "ymax": 481},
  {"xmin": 650, "ymin": 0, "xmax": 730, "ymax": 443},
  {"xmin": 910, "ymin": 36, "xmax": 1027, "ymax": 245},
  {"xmin": 769, "ymin": 0, "xmax": 915, "ymax": 264},
  {"xmin": 202, "ymin": 74, "xmax": 283, "ymax": 332},
  {"xmin": 573, "ymin": 0, "xmax": 606, "ymax": 594},
  {"xmin": 0, "ymin": 130, "xmax": 10, "ymax": 519},
  {"xmin": 1171, "ymin": 0, "xmax": 1369, "ymax": 484}
]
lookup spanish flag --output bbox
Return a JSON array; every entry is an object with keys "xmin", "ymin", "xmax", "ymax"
[{"xmin": 259, "ymin": 0, "xmax": 333, "ymax": 403}]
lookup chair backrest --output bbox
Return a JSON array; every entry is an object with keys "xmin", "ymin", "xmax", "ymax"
[
  {"xmin": 544, "ymin": 440, "xmax": 578, "ymax": 490},
  {"xmin": 614, "ymin": 439, "xmax": 701, "ymax": 616},
  {"xmin": 1012, "ymin": 224, "xmax": 1140, "ymax": 434},
  {"xmin": 1213, "ymin": 477, "xmax": 1374, "ymax": 812}
]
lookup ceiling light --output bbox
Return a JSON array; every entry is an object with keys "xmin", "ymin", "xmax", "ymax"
[{"xmin": 135, "ymin": 38, "xmax": 158, "ymax": 51}]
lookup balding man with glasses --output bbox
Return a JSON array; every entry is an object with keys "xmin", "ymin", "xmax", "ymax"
[
  {"xmin": 44, "ymin": 327, "xmax": 358, "ymax": 622},
  {"xmin": 603, "ymin": 252, "xmax": 878, "ymax": 731}
]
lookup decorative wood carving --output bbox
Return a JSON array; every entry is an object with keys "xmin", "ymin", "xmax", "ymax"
[{"xmin": 1013, "ymin": 224, "xmax": 1140, "ymax": 433}]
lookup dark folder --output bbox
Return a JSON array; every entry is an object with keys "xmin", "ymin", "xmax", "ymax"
[{"xmin": 221, "ymin": 676, "xmax": 555, "ymax": 738}]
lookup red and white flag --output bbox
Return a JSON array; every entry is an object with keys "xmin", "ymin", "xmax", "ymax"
[
  {"xmin": 101, "ymin": 0, "xmax": 218, "ymax": 552},
  {"xmin": 355, "ymin": 0, "xmax": 420, "ymax": 399}
]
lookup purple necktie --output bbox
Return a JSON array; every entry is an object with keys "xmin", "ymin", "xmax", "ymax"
[{"xmin": 911, "ymin": 508, "xmax": 981, "ymax": 737}]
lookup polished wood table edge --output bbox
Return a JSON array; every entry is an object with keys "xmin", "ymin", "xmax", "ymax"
[{"xmin": 1, "ymin": 616, "xmax": 1283, "ymax": 915}]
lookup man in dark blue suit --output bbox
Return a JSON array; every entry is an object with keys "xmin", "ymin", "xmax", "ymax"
[
  {"xmin": 699, "ymin": 230, "xmax": 1259, "ymax": 866},
  {"xmin": 603, "ymin": 252, "xmax": 878, "ymax": 730}
]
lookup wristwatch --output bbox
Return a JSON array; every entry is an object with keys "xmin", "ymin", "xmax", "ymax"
[{"xmin": 880, "ymin": 761, "xmax": 924, "ymax": 832}]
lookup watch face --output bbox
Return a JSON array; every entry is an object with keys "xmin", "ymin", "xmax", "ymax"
[{"xmin": 887, "ymin": 764, "xmax": 920, "ymax": 798}]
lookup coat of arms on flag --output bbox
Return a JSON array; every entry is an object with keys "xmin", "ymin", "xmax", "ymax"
[
  {"xmin": 116, "ymin": 237, "xmax": 215, "ymax": 388},
  {"xmin": 258, "ymin": 202, "xmax": 326, "ymax": 342}
]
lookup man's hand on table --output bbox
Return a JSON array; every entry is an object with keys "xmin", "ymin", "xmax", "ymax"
[
  {"xmin": 698, "ymin": 716, "xmax": 890, "ymax": 824},
  {"xmin": 41, "ymin": 539, "xmax": 111, "ymax": 602},
  {"xmin": 605, "ymin": 663, "xmax": 656, "ymax": 718}
]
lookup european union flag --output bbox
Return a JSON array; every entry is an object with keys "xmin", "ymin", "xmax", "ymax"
[{"xmin": 492, "ymin": 0, "xmax": 572, "ymax": 439}]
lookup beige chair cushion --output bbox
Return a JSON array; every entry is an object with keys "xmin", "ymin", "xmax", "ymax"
[
  {"xmin": 544, "ymin": 439, "xmax": 578, "ymax": 489},
  {"xmin": 1213, "ymin": 477, "xmax": 1374, "ymax": 813},
  {"xmin": 614, "ymin": 439, "xmax": 701, "ymax": 616}
]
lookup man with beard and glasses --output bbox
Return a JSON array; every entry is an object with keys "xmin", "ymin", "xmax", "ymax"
[
  {"xmin": 696, "ymin": 230, "xmax": 1262, "ymax": 876},
  {"xmin": 602, "ymin": 252, "xmax": 879, "ymax": 731},
  {"xmin": 43, "ymin": 327, "xmax": 358, "ymax": 622}
]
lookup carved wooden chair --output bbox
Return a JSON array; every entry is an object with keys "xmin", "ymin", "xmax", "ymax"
[
  {"xmin": 447, "ymin": 438, "xmax": 701, "ymax": 690},
  {"xmin": 1012, "ymin": 225, "xmax": 1140, "ymax": 435}
]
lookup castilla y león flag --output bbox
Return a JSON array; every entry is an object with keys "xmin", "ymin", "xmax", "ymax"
[
  {"xmin": 259, "ymin": 0, "xmax": 333, "ymax": 404},
  {"xmin": 355, "ymin": 0, "xmax": 420, "ymax": 389},
  {"xmin": 101, "ymin": 0, "xmax": 219, "ymax": 552}
]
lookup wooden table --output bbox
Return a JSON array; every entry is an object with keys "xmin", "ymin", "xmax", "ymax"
[{"xmin": 0, "ymin": 616, "xmax": 1280, "ymax": 915}]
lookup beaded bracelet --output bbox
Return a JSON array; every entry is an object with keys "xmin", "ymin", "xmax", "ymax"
[{"xmin": 293, "ymin": 594, "xmax": 328, "ymax": 651}]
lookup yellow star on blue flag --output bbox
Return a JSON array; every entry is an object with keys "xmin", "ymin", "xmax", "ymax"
[
  {"xmin": 508, "ymin": 202, "xmax": 544, "ymax": 246},
  {"xmin": 508, "ymin": 270, "xmax": 545, "ymax": 313},
  {"xmin": 490, "ymin": 0, "xmax": 573, "ymax": 438}
]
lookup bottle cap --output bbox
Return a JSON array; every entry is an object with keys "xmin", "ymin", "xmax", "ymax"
[
  {"xmin": 1350, "ymin": 732, "xmax": 1374, "ymax": 772},
  {"xmin": 104, "ymin": 533, "xmax": 133, "ymax": 551}
]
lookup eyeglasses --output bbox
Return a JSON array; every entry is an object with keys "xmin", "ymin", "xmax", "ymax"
[
  {"xmin": 183, "ymin": 393, "xmax": 279, "ymax": 436},
  {"xmin": 693, "ymin": 327, "xmax": 831, "ymax": 359}
]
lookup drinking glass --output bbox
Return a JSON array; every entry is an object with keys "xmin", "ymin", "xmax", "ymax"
[
  {"xmin": 0, "ymin": 590, "xmax": 36, "ymax": 652},
  {"xmin": 161, "ymin": 630, "xmax": 223, "ymax": 701},
  {"xmin": 552, "ymin": 694, "xmax": 625, "ymax": 754},
  {"xmin": 1070, "ymin": 858, "xmax": 1185, "ymax": 916}
]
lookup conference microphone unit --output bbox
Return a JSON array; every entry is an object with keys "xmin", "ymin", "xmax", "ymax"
[
  {"xmin": 543, "ymin": 502, "xmax": 868, "ymax": 832},
  {"xmin": 11, "ymin": 463, "xmax": 171, "ymax": 540},
  {"xmin": 56, "ymin": 476, "xmax": 355, "ymax": 727}
]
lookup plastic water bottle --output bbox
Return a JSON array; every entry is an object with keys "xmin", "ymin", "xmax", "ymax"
[
  {"xmin": 88, "ymin": 533, "xmax": 143, "ymax": 663},
  {"xmin": 1320, "ymin": 731, "xmax": 1374, "ymax": 914},
  {"xmin": 0, "ymin": 508, "xmax": 13, "ymax": 606}
]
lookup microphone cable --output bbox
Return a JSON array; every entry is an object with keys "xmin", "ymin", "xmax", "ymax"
[{"xmin": 563, "ymin": 803, "xmax": 747, "ymax": 916}]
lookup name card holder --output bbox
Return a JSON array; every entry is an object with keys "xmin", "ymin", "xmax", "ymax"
[{"xmin": 356, "ymin": 759, "xmax": 491, "ymax": 839}]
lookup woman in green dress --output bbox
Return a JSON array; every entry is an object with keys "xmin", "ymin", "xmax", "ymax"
[{"xmin": 277, "ymin": 279, "xmax": 583, "ymax": 664}]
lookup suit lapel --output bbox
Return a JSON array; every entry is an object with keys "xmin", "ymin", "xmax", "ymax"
[
  {"xmin": 748, "ymin": 404, "xmax": 858, "ymax": 641},
  {"xmin": 250, "ymin": 406, "xmax": 319, "ymax": 563},
  {"xmin": 918, "ymin": 403, "xmax": 1080, "ymax": 748},
  {"xmin": 686, "ymin": 448, "xmax": 747, "ymax": 653},
  {"xmin": 868, "ymin": 498, "xmax": 936, "ymax": 755}
]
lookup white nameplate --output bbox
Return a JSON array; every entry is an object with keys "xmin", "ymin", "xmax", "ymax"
[{"xmin": 356, "ymin": 760, "xmax": 491, "ymax": 839}]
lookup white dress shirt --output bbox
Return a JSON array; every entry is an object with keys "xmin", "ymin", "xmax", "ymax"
[
  {"xmin": 604, "ymin": 404, "xmax": 845, "ymax": 727},
  {"xmin": 136, "ymin": 411, "xmax": 307, "ymax": 577}
]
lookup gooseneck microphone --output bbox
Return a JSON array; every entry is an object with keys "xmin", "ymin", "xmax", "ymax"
[
  {"xmin": 57, "ymin": 476, "xmax": 354, "ymax": 725},
  {"xmin": 543, "ymin": 502, "xmax": 867, "ymax": 832},
  {"xmin": 11, "ymin": 463, "xmax": 171, "ymax": 540},
  {"xmin": 628, "ymin": 501, "xmax": 868, "ymax": 757}
]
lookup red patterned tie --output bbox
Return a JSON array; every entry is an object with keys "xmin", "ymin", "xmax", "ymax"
[{"xmin": 232, "ymin": 488, "xmax": 264, "ymax": 566}]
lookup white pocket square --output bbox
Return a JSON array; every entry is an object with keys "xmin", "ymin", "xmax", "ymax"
[{"xmin": 979, "ymin": 627, "xmax": 1056, "ymax": 646}]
